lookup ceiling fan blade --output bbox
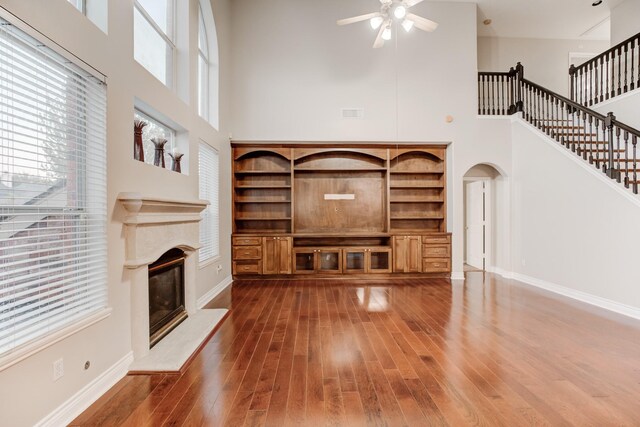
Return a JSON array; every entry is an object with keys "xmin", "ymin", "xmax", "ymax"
[
  {"xmin": 406, "ymin": 13, "xmax": 439, "ymax": 32},
  {"xmin": 337, "ymin": 12, "xmax": 381, "ymax": 26},
  {"xmin": 373, "ymin": 23, "xmax": 387, "ymax": 48},
  {"xmin": 405, "ymin": 0, "xmax": 425, "ymax": 6},
  {"xmin": 379, "ymin": 0, "xmax": 392, "ymax": 4}
]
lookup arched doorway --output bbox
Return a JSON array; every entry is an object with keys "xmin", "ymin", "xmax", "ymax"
[{"xmin": 463, "ymin": 164, "xmax": 505, "ymax": 272}]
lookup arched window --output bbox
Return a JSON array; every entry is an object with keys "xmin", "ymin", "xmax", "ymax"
[{"xmin": 198, "ymin": 1, "xmax": 219, "ymax": 129}]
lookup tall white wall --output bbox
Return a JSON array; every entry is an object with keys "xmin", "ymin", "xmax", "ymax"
[
  {"xmin": 610, "ymin": 0, "xmax": 640, "ymax": 45},
  {"xmin": 592, "ymin": 90, "xmax": 640, "ymax": 131},
  {"xmin": 478, "ymin": 37, "xmax": 609, "ymax": 96},
  {"xmin": 510, "ymin": 120, "xmax": 640, "ymax": 312},
  {"xmin": 0, "ymin": 0, "xmax": 232, "ymax": 425},
  {"xmin": 230, "ymin": 0, "xmax": 513, "ymax": 278}
]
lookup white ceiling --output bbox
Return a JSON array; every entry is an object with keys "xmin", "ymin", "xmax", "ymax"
[{"xmin": 437, "ymin": 0, "xmax": 623, "ymax": 40}]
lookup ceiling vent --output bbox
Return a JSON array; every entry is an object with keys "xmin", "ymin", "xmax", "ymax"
[{"xmin": 341, "ymin": 108, "xmax": 364, "ymax": 119}]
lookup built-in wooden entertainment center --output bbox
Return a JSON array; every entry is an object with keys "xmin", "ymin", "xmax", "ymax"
[{"xmin": 231, "ymin": 143, "xmax": 451, "ymax": 278}]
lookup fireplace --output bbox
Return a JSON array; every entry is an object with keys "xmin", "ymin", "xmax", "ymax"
[{"xmin": 148, "ymin": 248, "xmax": 188, "ymax": 348}]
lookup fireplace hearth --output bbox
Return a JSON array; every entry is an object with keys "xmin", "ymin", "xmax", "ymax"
[{"xmin": 148, "ymin": 248, "xmax": 187, "ymax": 347}]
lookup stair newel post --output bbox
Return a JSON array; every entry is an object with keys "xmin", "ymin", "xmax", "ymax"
[
  {"xmin": 515, "ymin": 62, "xmax": 524, "ymax": 113},
  {"xmin": 507, "ymin": 66, "xmax": 517, "ymax": 114},
  {"xmin": 633, "ymin": 135, "xmax": 638, "ymax": 194},
  {"xmin": 605, "ymin": 112, "xmax": 620, "ymax": 180},
  {"xmin": 569, "ymin": 64, "xmax": 576, "ymax": 103}
]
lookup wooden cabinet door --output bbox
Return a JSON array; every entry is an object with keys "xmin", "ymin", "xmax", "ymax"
[
  {"xmin": 368, "ymin": 248, "xmax": 392, "ymax": 273},
  {"xmin": 406, "ymin": 236, "xmax": 422, "ymax": 272},
  {"xmin": 393, "ymin": 236, "xmax": 407, "ymax": 272},
  {"xmin": 393, "ymin": 236, "xmax": 422, "ymax": 273},
  {"xmin": 263, "ymin": 237, "xmax": 292, "ymax": 274},
  {"xmin": 262, "ymin": 237, "xmax": 279, "ymax": 275},
  {"xmin": 277, "ymin": 237, "xmax": 292, "ymax": 274},
  {"xmin": 293, "ymin": 249, "xmax": 317, "ymax": 274},
  {"xmin": 343, "ymin": 248, "xmax": 366, "ymax": 274}
]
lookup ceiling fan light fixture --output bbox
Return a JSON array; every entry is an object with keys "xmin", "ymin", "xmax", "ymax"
[
  {"xmin": 592, "ymin": 0, "xmax": 603, "ymax": 5},
  {"xmin": 401, "ymin": 19, "xmax": 414, "ymax": 32},
  {"xmin": 370, "ymin": 16, "xmax": 384, "ymax": 29},
  {"xmin": 382, "ymin": 27, "xmax": 392, "ymax": 40},
  {"xmin": 394, "ymin": 5, "xmax": 407, "ymax": 19}
]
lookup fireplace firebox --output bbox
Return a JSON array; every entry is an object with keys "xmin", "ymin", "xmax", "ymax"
[{"xmin": 148, "ymin": 248, "xmax": 188, "ymax": 347}]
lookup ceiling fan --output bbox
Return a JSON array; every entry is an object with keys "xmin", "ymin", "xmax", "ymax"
[{"xmin": 337, "ymin": 0, "xmax": 438, "ymax": 48}]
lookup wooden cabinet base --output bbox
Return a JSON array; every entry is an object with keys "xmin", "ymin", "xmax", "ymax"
[{"xmin": 231, "ymin": 272, "xmax": 452, "ymax": 280}]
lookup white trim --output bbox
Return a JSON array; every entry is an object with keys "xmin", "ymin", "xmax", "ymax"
[
  {"xmin": 35, "ymin": 351, "xmax": 133, "ymax": 427},
  {"xmin": 510, "ymin": 272, "xmax": 640, "ymax": 321},
  {"xmin": 488, "ymin": 266, "xmax": 514, "ymax": 279},
  {"xmin": 197, "ymin": 275, "xmax": 233, "ymax": 309},
  {"xmin": 515, "ymin": 119, "xmax": 640, "ymax": 208},
  {"xmin": 0, "ymin": 308, "xmax": 112, "ymax": 372},
  {"xmin": 450, "ymin": 272, "xmax": 465, "ymax": 281}
]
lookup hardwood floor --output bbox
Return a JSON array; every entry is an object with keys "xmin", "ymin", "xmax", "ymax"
[{"xmin": 72, "ymin": 273, "xmax": 640, "ymax": 426}]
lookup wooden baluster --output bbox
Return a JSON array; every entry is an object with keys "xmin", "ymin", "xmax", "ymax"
[
  {"xmin": 617, "ymin": 47, "xmax": 622, "ymax": 95},
  {"xmin": 616, "ymin": 127, "xmax": 622, "ymax": 183},
  {"xmin": 571, "ymin": 106, "xmax": 577, "ymax": 153},
  {"xmin": 500, "ymin": 75, "xmax": 507, "ymax": 116},
  {"xmin": 585, "ymin": 113, "xmax": 598, "ymax": 164},
  {"xmin": 631, "ymin": 39, "xmax": 636, "ymax": 91},
  {"xmin": 492, "ymin": 74, "xmax": 496, "ymax": 115},
  {"xmin": 595, "ymin": 119, "xmax": 601, "ymax": 169},
  {"xmin": 604, "ymin": 53, "xmax": 609, "ymax": 99},
  {"xmin": 585, "ymin": 62, "xmax": 593, "ymax": 105},
  {"xmin": 599, "ymin": 57, "xmax": 604, "ymax": 103},
  {"xmin": 604, "ymin": 112, "xmax": 617, "ymax": 179},
  {"xmin": 546, "ymin": 94, "xmax": 551, "ymax": 136},
  {"xmin": 633, "ymin": 135, "xmax": 638, "ymax": 194},
  {"xmin": 478, "ymin": 75, "xmax": 481, "ymax": 115},
  {"xmin": 591, "ymin": 60, "xmax": 598, "ymax": 105},
  {"xmin": 637, "ymin": 36, "xmax": 640, "ymax": 89},
  {"xmin": 482, "ymin": 75, "xmax": 486, "ymax": 115},
  {"xmin": 582, "ymin": 112, "xmax": 588, "ymax": 161},
  {"xmin": 624, "ymin": 44, "xmax": 629, "ymax": 93},
  {"xmin": 623, "ymin": 131, "xmax": 629, "ymax": 188}
]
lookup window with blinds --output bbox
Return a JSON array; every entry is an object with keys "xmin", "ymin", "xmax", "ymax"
[
  {"xmin": 0, "ymin": 18, "xmax": 108, "ymax": 359},
  {"xmin": 198, "ymin": 143, "xmax": 219, "ymax": 263}
]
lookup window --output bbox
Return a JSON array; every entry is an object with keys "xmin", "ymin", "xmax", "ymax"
[
  {"xmin": 68, "ymin": 0, "xmax": 85, "ymax": 14},
  {"xmin": 198, "ymin": 143, "xmax": 219, "ymax": 263},
  {"xmin": 0, "ymin": 18, "xmax": 107, "ymax": 359},
  {"xmin": 197, "ymin": 0, "xmax": 219, "ymax": 128},
  {"xmin": 134, "ymin": 0, "xmax": 175, "ymax": 86},
  {"xmin": 134, "ymin": 110, "xmax": 176, "ymax": 167}
]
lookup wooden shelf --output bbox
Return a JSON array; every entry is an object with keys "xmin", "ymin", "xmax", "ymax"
[
  {"xmin": 295, "ymin": 167, "xmax": 386, "ymax": 172},
  {"xmin": 389, "ymin": 170, "xmax": 444, "ymax": 174},
  {"xmin": 293, "ymin": 232, "xmax": 391, "ymax": 238},
  {"xmin": 235, "ymin": 185, "xmax": 292, "ymax": 189},
  {"xmin": 236, "ymin": 217, "xmax": 291, "ymax": 221},
  {"xmin": 390, "ymin": 184, "xmax": 444, "ymax": 189},
  {"xmin": 234, "ymin": 170, "xmax": 291, "ymax": 175},
  {"xmin": 235, "ymin": 200, "xmax": 291, "ymax": 204},
  {"xmin": 390, "ymin": 214, "xmax": 444, "ymax": 220},
  {"xmin": 390, "ymin": 199, "xmax": 444, "ymax": 203}
]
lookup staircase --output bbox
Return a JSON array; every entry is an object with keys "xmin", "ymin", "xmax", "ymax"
[{"xmin": 478, "ymin": 62, "xmax": 640, "ymax": 194}]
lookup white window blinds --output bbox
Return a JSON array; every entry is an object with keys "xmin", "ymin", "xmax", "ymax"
[
  {"xmin": 198, "ymin": 142, "xmax": 219, "ymax": 263},
  {"xmin": 0, "ymin": 18, "xmax": 108, "ymax": 357}
]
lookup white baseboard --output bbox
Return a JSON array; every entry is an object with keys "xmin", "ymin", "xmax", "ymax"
[
  {"xmin": 35, "ymin": 351, "xmax": 134, "ymax": 427},
  {"xmin": 197, "ymin": 275, "xmax": 233, "ymax": 309},
  {"xmin": 450, "ymin": 272, "xmax": 465, "ymax": 281},
  {"xmin": 489, "ymin": 266, "xmax": 514, "ymax": 279},
  {"xmin": 503, "ymin": 271, "xmax": 640, "ymax": 321}
]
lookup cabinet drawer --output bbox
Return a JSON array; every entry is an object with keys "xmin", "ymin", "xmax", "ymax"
[
  {"xmin": 422, "ymin": 235, "xmax": 451, "ymax": 244},
  {"xmin": 423, "ymin": 258, "xmax": 450, "ymax": 273},
  {"xmin": 422, "ymin": 245, "xmax": 451, "ymax": 258},
  {"xmin": 233, "ymin": 260, "xmax": 262, "ymax": 274},
  {"xmin": 232, "ymin": 236, "xmax": 262, "ymax": 246},
  {"xmin": 233, "ymin": 246, "xmax": 262, "ymax": 260}
]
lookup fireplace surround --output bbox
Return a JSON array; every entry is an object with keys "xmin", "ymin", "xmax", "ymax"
[{"xmin": 118, "ymin": 193, "xmax": 211, "ymax": 363}]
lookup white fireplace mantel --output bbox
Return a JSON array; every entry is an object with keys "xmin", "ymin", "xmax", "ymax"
[{"xmin": 118, "ymin": 192, "xmax": 208, "ymax": 269}]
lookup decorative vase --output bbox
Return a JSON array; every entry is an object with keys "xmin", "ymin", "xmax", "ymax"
[
  {"xmin": 151, "ymin": 138, "xmax": 167, "ymax": 168},
  {"xmin": 133, "ymin": 119, "xmax": 147, "ymax": 162},
  {"xmin": 168, "ymin": 151, "xmax": 184, "ymax": 173}
]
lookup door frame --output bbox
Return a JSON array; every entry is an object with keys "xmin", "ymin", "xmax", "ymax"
[{"xmin": 463, "ymin": 177, "xmax": 492, "ymax": 271}]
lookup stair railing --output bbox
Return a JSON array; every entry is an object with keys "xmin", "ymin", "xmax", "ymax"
[
  {"xmin": 569, "ymin": 31, "xmax": 640, "ymax": 107},
  {"xmin": 478, "ymin": 63, "xmax": 640, "ymax": 194}
]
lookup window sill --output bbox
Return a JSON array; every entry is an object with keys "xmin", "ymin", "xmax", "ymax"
[{"xmin": 0, "ymin": 307, "xmax": 113, "ymax": 372}]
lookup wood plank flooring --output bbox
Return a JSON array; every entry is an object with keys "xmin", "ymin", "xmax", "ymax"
[{"xmin": 71, "ymin": 273, "xmax": 640, "ymax": 426}]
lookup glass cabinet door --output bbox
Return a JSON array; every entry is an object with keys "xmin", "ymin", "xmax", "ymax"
[
  {"xmin": 293, "ymin": 249, "xmax": 316, "ymax": 274},
  {"xmin": 318, "ymin": 249, "xmax": 342, "ymax": 274},
  {"xmin": 343, "ymin": 249, "xmax": 366, "ymax": 274},
  {"xmin": 369, "ymin": 248, "xmax": 392, "ymax": 273}
]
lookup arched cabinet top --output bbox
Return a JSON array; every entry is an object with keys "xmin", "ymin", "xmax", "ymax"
[
  {"xmin": 293, "ymin": 148, "xmax": 388, "ymax": 162},
  {"xmin": 234, "ymin": 147, "xmax": 292, "ymax": 161},
  {"xmin": 389, "ymin": 148, "xmax": 445, "ymax": 162}
]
